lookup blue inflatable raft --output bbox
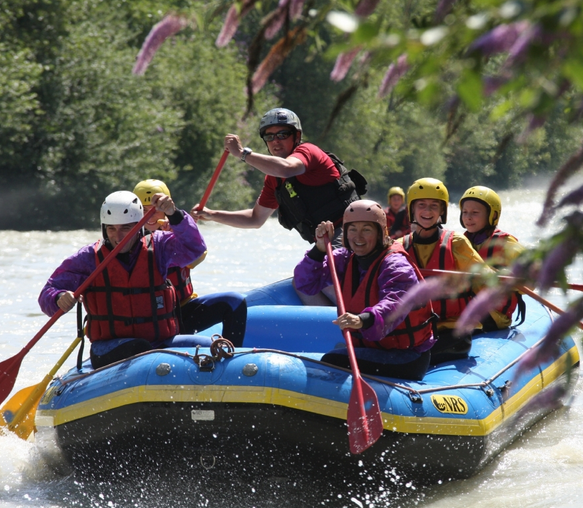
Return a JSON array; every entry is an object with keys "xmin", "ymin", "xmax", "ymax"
[{"xmin": 35, "ymin": 278, "xmax": 580, "ymax": 482}]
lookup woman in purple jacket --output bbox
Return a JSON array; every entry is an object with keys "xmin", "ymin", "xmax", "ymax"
[{"xmin": 294, "ymin": 200, "xmax": 435, "ymax": 380}]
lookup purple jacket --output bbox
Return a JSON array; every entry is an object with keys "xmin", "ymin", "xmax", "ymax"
[
  {"xmin": 39, "ymin": 211, "xmax": 206, "ymax": 317},
  {"xmin": 294, "ymin": 247, "xmax": 426, "ymax": 345}
]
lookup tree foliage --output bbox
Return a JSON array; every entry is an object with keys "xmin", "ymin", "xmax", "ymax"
[
  {"xmin": 0, "ymin": 0, "xmax": 269, "ymax": 229},
  {"xmin": 1, "ymin": 0, "xmax": 582, "ymax": 232}
]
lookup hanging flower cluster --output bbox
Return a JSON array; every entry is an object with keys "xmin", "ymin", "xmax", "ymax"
[{"xmin": 132, "ymin": 14, "xmax": 190, "ymax": 75}]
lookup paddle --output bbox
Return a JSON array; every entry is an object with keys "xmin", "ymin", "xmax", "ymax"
[
  {"xmin": 0, "ymin": 336, "xmax": 82, "ymax": 440},
  {"xmin": 195, "ymin": 150, "xmax": 229, "ymax": 211},
  {"xmin": 420, "ymin": 268, "xmax": 583, "ymax": 293},
  {"xmin": 518, "ymin": 285, "xmax": 583, "ymax": 331},
  {"xmin": 419, "ymin": 268, "xmax": 583, "ymax": 330},
  {"xmin": 324, "ymin": 235, "xmax": 384, "ymax": 454},
  {"xmin": 0, "ymin": 206, "xmax": 157, "ymax": 405}
]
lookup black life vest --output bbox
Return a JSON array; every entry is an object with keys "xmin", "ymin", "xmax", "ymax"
[{"xmin": 274, "ymin": 151, "xmax": 367, "ymax": 243}]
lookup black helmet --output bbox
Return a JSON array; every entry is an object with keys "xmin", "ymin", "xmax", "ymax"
[{"xmin": 259, "ymin": 108, "xmax": 302, "ymax": 140}]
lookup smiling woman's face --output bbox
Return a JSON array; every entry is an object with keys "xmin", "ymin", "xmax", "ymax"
[{"xmin": 346, "ymin": 221, "xmax": 379, "ymax": 256}]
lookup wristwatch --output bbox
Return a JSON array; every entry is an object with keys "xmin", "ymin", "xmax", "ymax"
[{"xmin": 241, "ymin": 147, "xmax": 252, "ymax": 163}]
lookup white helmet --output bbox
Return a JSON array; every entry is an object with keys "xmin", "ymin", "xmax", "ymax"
[{"xmin": 100, "ymin": 191, "xmax": 143, "ymax": 225}]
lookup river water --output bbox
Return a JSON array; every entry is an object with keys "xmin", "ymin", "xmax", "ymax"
[{"xmin": 1, "ymin": 182, "xmax": 582, "ymax": 507}]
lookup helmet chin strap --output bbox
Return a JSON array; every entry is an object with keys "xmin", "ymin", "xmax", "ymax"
[{"xmin": 411, "ymin": 220, "xmax": 439, "ymax": 232}]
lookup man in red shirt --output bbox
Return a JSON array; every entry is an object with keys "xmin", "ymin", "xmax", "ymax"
[{"xmin": 191, "ymin": 108, "xmax": 362, "ymax": 245}]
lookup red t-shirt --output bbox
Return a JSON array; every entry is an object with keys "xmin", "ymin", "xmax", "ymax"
[{"xmin": 257, "ymin": 143, "xmax": 340, "ymax": 209}]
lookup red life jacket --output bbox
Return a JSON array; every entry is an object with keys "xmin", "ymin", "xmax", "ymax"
[
  {"xmin": 402, "ymin": 229, "xmax": 473, "ymax": 322},
  {"xmin": 167, "ymin": 266, "xmax": 194, "ymax": 305},
  {"xmin": 341, "ymin": 243, "xmax": 435, "ymax": 350},
  {"xmin": 472, "ymin": 229, "xmax": 521, "ymax": 320},
  {"xmin": 384, "ymin": 206, "xmax": 411, "ymax": 239},
  {"xmin": 84, "ymin": 236, "xmax": 178, "ymax": 342},
  {"xmin": 472, "ymin": 229, "xmax": 513, "ymax": 268}
]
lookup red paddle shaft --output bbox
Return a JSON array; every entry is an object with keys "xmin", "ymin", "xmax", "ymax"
[
  {"xmin": 195, "ymin": 150, "xmax": 229, "ymax": 211},
  {"xmin": 0, "ymin": 207, "xmax": 157, "ymax": 404},
  {"xmin": 324, "ymin": 235, "xmax": 383, "ymax": 454}
]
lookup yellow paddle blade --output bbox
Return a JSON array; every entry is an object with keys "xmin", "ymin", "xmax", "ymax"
[
  {"xmin": 0, "ymin": 336, "xmax": 82, "ymax": 441},
  {"xmin": 0, "ymin": 384, "xmax": 40, "ymax": 440}
]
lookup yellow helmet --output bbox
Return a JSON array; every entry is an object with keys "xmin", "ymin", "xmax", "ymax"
[
  {"xmin": 459, "ymin": 186, "xmax": 501, "ymax": 227},
  {"xmin": 133, "ymin": 179, "xmax": 171, "ymax": 205},
  {"xmin": 387, "ymin": 186, "xmax": 405, "ymax": 202},
  {"xmin": 407, "ymin": 178, "xmax": 449, "ymax": 224}
]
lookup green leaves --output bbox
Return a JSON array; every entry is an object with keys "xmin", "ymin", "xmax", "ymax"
[
  {"xmin": 457, "ymin": 69, "xmax": 484, "ymax": 111},
  {"xmin": 0, "ymin": 0, "xmax": 262, "ymax": 230}
]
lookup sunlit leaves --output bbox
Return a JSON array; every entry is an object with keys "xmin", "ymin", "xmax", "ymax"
[
  {"xmin": 0, "ymin": 45, "xmax": 43, "ymax": 142},
  {"xmin": 457, "ymin": 69, "xmax": 484, "ymax": 111}
]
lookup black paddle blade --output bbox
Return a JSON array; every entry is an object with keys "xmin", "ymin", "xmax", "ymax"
[{"xmin": 347, "ymin": 375, "xmax": 384, "ymax": 454}]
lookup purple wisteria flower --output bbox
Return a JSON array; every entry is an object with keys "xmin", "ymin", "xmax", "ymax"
[
  {"xmin": 514, "ymin": 384, "xmax": 568, "ymax": 418},
  {"xmin": 469, "ymin": 21, "xmax": 530, "ymax": 57},
  {"xmin": 537, "ymin": 236, "xmax": 578, "ymax": 292},
  {"xmin": 517, "ymin": 114, "xmax": 547, "ymax": 144},
  {"xmin": 265, "ymin": 2, "xmax": 289, "ymax": 40},
  {"xmin": 378, "ymin": 54, "xmax": 409, "ymax": 98},
  {"xmin": 483, "ymin": 75, "xmax": 509, "ymax": 96},
  {"xmin": 216, "ymin": 0, "xmax": 257, "ymax": 48},
  {"xmin": 330, "ymin": 47, "xmax": 361, "ymax": 82},
  {"xmin": 216, "ymin": 5, "xmax": 240, "ymax": 48},
  {"xmin": 290, "ymin": 0, "xmax": 305, "ymax": 20},
  {"xmin": 556, "ymin": 184, "xmax": 583, "ymax": 210},
  {"xmin": 385, "ymin": 277, "xmax": 460, "ymax": 325},
  {"xmin": 133, "ymin": 14, "xmax": 189, "ymax": 75},
  {"xmin": 501, "ymin": 23, "xmax": 543, "ymax": 71},
  {"xmin": 354, "ymin": 0, "xmax": 380, "ymax": 17},
  {"xmin": 515, "ymin": 297, "xmax": 583, "ymax": 380},
  {"xmin": 454, "ymin": 286, "xmax": 508, "ymax": 337},
  {"xmin": 537, "ymin": 144, "xmax": 583, "ymax": 226},
  {"xmin": 434, "ymin": 0, "xmax": 455, "ymax": 23}
]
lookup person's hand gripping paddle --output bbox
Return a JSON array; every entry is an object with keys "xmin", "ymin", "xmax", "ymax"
[
  {"xmin": 0, "ymin": 207, "xmax": 157, "ymax": 404},
  {"xmin": 324, "ymin": 234, "xmax": 384, "ymax": 454}
]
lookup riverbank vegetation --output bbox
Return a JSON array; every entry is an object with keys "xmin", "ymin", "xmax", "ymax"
[{"xmin": 2, "ymin": 0, "xmax": 581, "ymax": 230}]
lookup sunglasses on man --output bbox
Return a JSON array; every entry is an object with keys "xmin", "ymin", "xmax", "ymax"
[{"xmin": 262, "ymin": 130, "xmax": 294, "ymax": 142}]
